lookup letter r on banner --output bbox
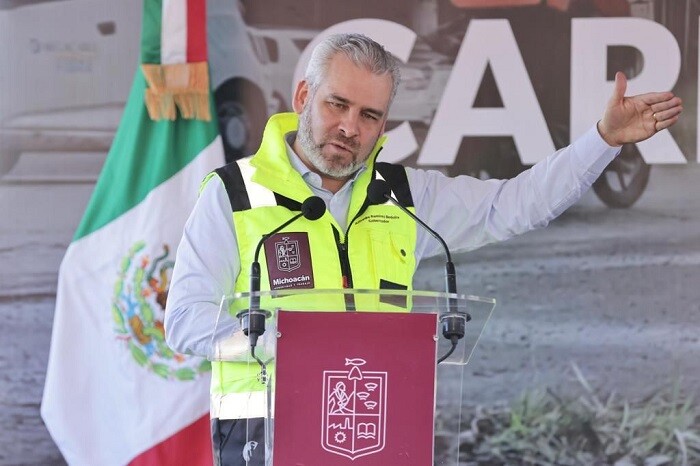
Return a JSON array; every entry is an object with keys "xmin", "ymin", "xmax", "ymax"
[{"xmin": 571, "ymin": 18, "xmax": 685, "ymax": 164}]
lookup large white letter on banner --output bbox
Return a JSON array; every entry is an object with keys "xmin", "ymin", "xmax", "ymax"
[
  {"xmin": 417, "ymin": 19, "xmax": 555, "ymax": 166},
  {"xmin": 293, "ymin": 19, "xmax": 417, "ymax": 163},
  {"xmin": 571, "ymin": 18, "xmax": 685, "ymax": 163}
]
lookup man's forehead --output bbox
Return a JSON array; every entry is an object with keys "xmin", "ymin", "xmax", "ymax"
[{"xmin": 318, "ymin": 55, "xmax": 392, "ymax": 112}]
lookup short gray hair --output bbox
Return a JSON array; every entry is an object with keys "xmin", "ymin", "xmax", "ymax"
[{"xmin": 304, "ymin": 33, "xmax": 401, "ymax": 106}]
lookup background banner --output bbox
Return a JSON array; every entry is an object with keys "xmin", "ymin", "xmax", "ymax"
[{"xmin": 1, "ymin": 0, "xmax": 698, "ymax": 463}]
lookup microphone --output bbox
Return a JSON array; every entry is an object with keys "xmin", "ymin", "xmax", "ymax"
[
  {"xmin": 367, "ymin": 179, "xmax": 469, "ymax": 362},
  {"xmin": 237, "ymin": 196, "xmax": 326, "ymax": 356}
]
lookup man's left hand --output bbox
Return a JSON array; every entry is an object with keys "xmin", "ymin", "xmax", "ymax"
[{"xmin": 597, "ymin": 71, "xmax": 683, "ymax": 147}]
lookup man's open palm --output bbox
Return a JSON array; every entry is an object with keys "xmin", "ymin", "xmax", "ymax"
[{"xmin": 598, "ymin": 72, "xmax": 682, "ymax": 147}]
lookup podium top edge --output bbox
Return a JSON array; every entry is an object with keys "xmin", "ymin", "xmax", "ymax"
[{"xmin": 222, "ymin": 288, "xmax": 496, "ymax": 305}]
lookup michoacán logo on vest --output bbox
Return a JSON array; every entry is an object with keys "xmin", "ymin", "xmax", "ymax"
[
  {"xmin": 264, "ymin": 233, "xmax": 315, "ymax": 290},
  {"xmin": 112, "ymin": 241, "xmax": 210, "ymax": 380}
]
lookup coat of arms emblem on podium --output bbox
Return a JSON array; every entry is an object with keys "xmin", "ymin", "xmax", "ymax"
[{"xmin": 321, "ymin": 357, "xmax": 387, "ymax": 460}]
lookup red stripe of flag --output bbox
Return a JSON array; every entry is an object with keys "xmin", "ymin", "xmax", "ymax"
[
  {"xmin": 186, "ymin": 0, "xmax": 207, "ymax": 62},
  {"xmin": 128, "ymin": 414, "xmax": 212, "ymax": 466}
]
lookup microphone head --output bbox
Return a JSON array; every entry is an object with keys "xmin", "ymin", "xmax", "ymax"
[
  {"xmin": 367, "ymin": 179, "xmax": 391, "ymax": 205},
  {"xmin": 301, "ymin": 196, "xmax": 326, "ymax": 220}
]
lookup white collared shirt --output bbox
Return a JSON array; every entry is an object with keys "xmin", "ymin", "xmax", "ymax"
[{"xmin": 164, "ymin": 125, "xmax": 619, "ymax": 358}]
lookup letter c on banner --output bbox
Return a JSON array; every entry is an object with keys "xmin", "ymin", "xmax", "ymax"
[{"xmin": 293, "ymin": 19, "xmax": 418, "ymax": 163}]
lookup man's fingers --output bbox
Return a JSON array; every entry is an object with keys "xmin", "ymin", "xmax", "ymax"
[
  {"xmin": 655, "ymin": 114, "xmax": 680, "ymax": 132},
  {"xmin": 652, "ymin": 105, "xmax": 683, "ymax": 123},
  {"xmin": 639, "ymin": 91, "xmax": 676, "ymax": 105},
  {"xmin": 650, "ymin": 96, "xmax": 683, "ymax": 113},
  {"xmin": 652, "ymin": 107, "xmax": 683, "ymax": 131}
]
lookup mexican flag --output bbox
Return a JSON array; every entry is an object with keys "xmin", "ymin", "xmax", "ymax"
[{"xmin": 41, "ymin": 0, "xmax": 223, "ymax": 464}]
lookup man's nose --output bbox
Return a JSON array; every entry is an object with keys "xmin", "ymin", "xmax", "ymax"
[{"xmin": 338, "ymin": 111, "xmax": 359, "ymax": 138}]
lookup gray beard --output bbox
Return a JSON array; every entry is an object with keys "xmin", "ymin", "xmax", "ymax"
[{"xmin": 297, "ymin": 105, "xmax": 366, "ymax": 179}]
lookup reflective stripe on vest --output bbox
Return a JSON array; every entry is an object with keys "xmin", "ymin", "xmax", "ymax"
[
  {"xmin": 239, "ymin": 157, "xmax": 276, "ymax": 208},
  {"xmin": 211, "ymin": 390, "xmax": 269, "ymax": 419}
]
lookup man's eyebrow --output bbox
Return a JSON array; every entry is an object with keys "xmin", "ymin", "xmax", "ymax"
[
  {"xmin": 329, "ymin": 94, "xmax": 351, "ymax": 104},
  {"xmin": 329, "ymin": 94, "xmax": 385, "ymax": 119}
]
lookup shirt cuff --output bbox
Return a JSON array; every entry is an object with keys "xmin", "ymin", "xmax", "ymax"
[{"xmin": 571, "ymin": 124, "xmax": 622, "ymax": 176}]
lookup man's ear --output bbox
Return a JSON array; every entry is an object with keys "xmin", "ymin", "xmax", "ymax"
[{"xmin": 292, "ymin": 80, "xmax": 310, "ymax": 114}]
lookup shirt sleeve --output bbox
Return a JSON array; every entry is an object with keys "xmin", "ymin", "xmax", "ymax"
[
  {"xmin": 408, "ymin": 124, "xmax": 621, "ymax": 260},
  {"xmin": 164, "ymin": 176, "xmax": 242, "ymax": 358}
]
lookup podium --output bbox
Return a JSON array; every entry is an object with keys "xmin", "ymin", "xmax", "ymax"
[{"xmin": 210, "ymin": 289, "xmax": 496, "ymax": 465}]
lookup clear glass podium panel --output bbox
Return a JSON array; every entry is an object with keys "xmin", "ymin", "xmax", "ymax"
[{"xmin": 210, "ymin": 289, "xmax": 496, "ymax": 465}]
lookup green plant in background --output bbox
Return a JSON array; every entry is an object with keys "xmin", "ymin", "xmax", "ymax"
[{"xmin": 458, "ymin": 364, "xmax": 700, "ymax": 465}]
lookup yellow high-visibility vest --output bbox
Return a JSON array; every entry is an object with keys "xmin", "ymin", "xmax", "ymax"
[{"xmin": 206, "ymin": 113, "xmax": 418, "ymax": 419}]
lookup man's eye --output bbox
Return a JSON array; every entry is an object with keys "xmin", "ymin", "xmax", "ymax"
[
  {"xmin": 329, "ymin": 101, "xmax": 345, "ymax": 109},
  {"xmin": 362, "ymin": 112, "xmax": 378, "ymax": 121}
]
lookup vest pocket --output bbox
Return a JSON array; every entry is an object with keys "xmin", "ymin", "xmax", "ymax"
[
  {"xmin": 368, "ymin": 230, "xmax": 413, "ymax": 289},
  {"xmin": 379, "ymin": 279, "xmax": 407, "ymax": 290}
]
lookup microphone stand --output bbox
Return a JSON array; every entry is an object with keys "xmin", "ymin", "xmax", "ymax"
[
  {"xmin": 367, "ymin": 180, "xmax": 470, "ymax": 363},
  {"xmin": 236, "ymin": 196, "xmax": 326, "ymax": 365},
  {"xmin": 237, "ymin": 212, "xmax": 305, "ymax": 364},
  {"xmin": 232, "ymin": 196, "xmax": 325, "ymax": 465}
]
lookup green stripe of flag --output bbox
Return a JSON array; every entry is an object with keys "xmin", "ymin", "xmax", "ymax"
[
  {"xmin": 73, "ymin": 69, "xmax": 219, "ymax": 240},
  {"xmin": 140, "ymin": 0, "xmax": 162, "ymax": 64}
]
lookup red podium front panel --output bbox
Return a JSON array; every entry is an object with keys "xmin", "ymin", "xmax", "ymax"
[{"xmin": 273, "ymin": 311, "xmax": 438, "ymax": 465}]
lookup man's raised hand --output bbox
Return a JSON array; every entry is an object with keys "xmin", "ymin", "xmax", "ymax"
[{"xmin": 597, "ymin": 72, "xmax": 682, "ymax": 147}]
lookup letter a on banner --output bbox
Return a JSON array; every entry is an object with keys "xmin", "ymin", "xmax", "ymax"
[{"xmin": 418, "ymin": 19, "xmax": 555, "ymax": 166}]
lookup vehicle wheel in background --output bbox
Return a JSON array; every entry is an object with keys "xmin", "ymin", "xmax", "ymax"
[
  {"xmin": 592, "ymin": 144, "xmax": 650, "ymax": 208},
  {"xmin": 214, "ymin": 79, "xmax": 266, "ymax": 164}
]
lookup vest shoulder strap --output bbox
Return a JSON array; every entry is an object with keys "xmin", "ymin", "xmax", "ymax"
[
  {"xmin": 214, "ymin": 162, "xmax": 251, "ymax": 212},
  {"xmin": 215, "ymin": 160, "xmax": 302, "ymax": 213},
  {"xmin": 375, "ymin": 162, "xmax": 414, "ymax": 207},
  {"xmin": 216, "ymin": 159, "xmax": 413, "ymax": 212}
]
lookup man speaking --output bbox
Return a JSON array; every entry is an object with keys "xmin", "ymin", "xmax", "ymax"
[{"xmin": 164, "ymin": 33, "xmax": 682, "ymax": 465}]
